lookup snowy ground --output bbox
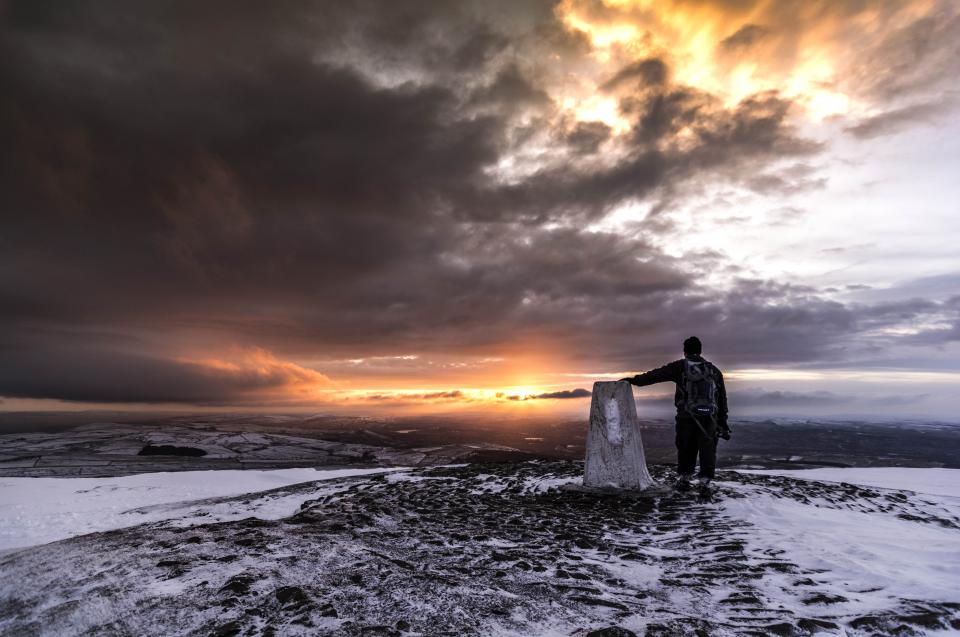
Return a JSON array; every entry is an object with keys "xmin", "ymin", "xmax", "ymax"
[
  {"xmin": 723, "ymin": 468, "xmax": 960, "ymax": 631},
  {"xmin": 1, "ymin": 462, "xmax": 959, "ymax": 636},
  {"xmin": 738, "ymin": 467, "xmax": 960, "ymax": 499},
  {"xmin": 0, "ymin": 467, "xmax": 404, "ymax": 551}
]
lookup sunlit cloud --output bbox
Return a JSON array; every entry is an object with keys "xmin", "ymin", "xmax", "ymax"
[
  {"xmin": 553, "ymin": 0, "xmax": 947, "ymax": 126},
  {"xmin": 183, "ymin": 348, "xmax": 334, "ymax": 400}
]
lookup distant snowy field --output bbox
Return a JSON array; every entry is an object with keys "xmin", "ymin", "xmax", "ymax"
[
  {"xmin": 0, "ymin": 467, "xmax": 404, "ymax": 551},
  {"xmin": 738, "ymin": 466, "xmax": 960, "ymax": 498}
]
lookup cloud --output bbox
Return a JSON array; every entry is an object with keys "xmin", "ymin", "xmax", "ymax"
[
  {"xmin": 601, "ymin": 58, "xmax": 669, "ymax": 91},
  {"xmin": 720, "ymin": 25, "xmax": 770, "ymax": 52},
  {"xmin": 0, "ymin": 344, "xmax": 330, "ymax": 404},
  {"xmin": 730, "ymin": 389, "xmax": 852, "ymax": 407},
  {"xmin": 819, "ymin": 244, "xmax": 876, "ymax": 255},
  {"xmin": 360, "ymin": 390, "xmax": 466, "ymax": 402},
  {"xmin": 845, "ymin": 98, "xmax": 954, "ymax": 139},
  {"xmin": 1, "ymin": 0, "xmax": 958, "ymax": 406},
  {"xmin": 509, "ymin": 388, "xmax": 591, "ymax": 401},
  {"xmin": 848, "ymin": 8, "xmax": 960, "ymax": 102},
  {"xmin": 902, "ymin": 322, "xmax": 960, "ymax": 346},
  {"xmin": 563, "ymin": 121, "xmax": 612, "ymax": 155}
]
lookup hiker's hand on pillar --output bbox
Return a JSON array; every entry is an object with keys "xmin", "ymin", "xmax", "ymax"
[{"xmin": 618, "ymin": 377, "xmax": 633, "ymax": 383}]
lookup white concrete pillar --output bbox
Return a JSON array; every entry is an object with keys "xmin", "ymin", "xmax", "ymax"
[{"xmin": 584, "ymin": 380, "xmax": 655, "ymax": 490}]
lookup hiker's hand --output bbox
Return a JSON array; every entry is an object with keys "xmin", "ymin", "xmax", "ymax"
[
  {"xmin": 719, "ymin": 426, "xmax": 731, "ymax": 441},
  {"xmin": 618, "ymin": 377, "xmax": 633, "ymax": 383}
]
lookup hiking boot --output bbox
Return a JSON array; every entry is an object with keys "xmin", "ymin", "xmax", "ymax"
[
  {"xmin": 675, "ymin": 474, "xmax": 694, "ymax": 491},
  {"xmin": 697, "ymin": 476, "xmax": 712, "ymax": 491}
]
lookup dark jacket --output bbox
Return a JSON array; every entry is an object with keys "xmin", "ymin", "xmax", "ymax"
[{"xmin": 625, "ymin": 355, "xmax": 729, "ymax": 427}]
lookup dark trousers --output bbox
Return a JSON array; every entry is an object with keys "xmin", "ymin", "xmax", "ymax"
[{"xmin": 675, "ymin": 416, "xmax": 718, "ymax": 479}]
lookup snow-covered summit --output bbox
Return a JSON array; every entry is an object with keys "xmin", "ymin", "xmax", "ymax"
[{"xmin": 1, "ymin": 462, "xmax": 958, "ymax": 636}]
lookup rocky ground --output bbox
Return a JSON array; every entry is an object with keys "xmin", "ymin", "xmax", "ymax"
[{"xmin": 1, "ymin": 461, "xmax": 958, "ymax": 637}]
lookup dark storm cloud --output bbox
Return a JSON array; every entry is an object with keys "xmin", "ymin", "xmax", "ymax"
[
  {"xmin": 362, "ymin": 390, "xmax": 466, "ymax": 402},
  {"xmin": 902, "ymin": 320, "xmax": 960, "ymax": 346},
  {"xmin": 1, "ymin": 1, "xmax": 502, "ymax": 319},
  {"xmin": 1, "ymin": 0, "xmax": 954, "ymax": 404},
  {"xmin": 480, "ymin": 90, "xmax": 819, "ymax": 224},
  {"xmin": 538, "ymin": 388, "xmax": 591, "ymax": 399},
  {"xmin": 720, "ymin": 25, "xmax": 770, "ymax": 52},
  {"xmin": 601, "ymin": 58, "xmax": 669, "ymax": 91},
  {"xmin": 852, "ymin": 274, "xmax": 960, "ymax": 304},
  {"xmin": 564, "ymin": 121, "xmax": 612, "ymax": 155},
  {"xmin": 508, "ymin": 388, "xmax": 591, "ymax": 400},
  {"xmin": 602, "ymin": 279, "xmax": 857, "ymax": 371},
  {"xmin": 469, "ymin": 65, "xmax": 551, "ymax": 110},
  {"xmin": 0, "ymin": 341, "xmax": 328, "ymax": 404}
]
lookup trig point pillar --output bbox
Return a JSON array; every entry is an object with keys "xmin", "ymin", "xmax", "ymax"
[{"xmin": 584, "ymin": 380, "xmax": 655, "ymax": 490}]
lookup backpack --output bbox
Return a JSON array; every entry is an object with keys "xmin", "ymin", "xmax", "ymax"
[{"xmin": 679, "ymin": 358, "xmax": 718, "ymax": 418}]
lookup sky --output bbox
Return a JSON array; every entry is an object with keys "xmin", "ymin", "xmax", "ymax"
[{"xmin": 1, "ymin": 0, "xmax": 959, "ymax": 419}]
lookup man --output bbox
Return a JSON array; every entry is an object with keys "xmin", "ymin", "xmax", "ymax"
[{"xmin": 620, "ymin": 336, "xmax": 730, "ymax": 491}]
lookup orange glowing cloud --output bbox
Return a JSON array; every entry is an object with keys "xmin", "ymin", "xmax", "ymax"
[
  {"xmin": 553, "ymin": 0, "xmax": 941, "ymax": 125},
  {"xmin": 176, "ymin": 346, "xmax": 597, "ymax": 411},
  {"xmin": 288, "ymin": 345, "xmax": 609, "ymax": 413},
  {"xmin": 186, "ymin": 347, "xmax": 333, "ymax": 399}
]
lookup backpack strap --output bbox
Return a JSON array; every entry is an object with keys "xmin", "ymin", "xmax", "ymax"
[{"xmin": 682, "ymin": 406, "xmax": 720, "ymax": 440}]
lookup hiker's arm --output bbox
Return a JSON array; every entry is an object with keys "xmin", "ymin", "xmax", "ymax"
[
  {"xmin": 621, "ymin": 361, "xmax": 681, "ymax": 387},
  {"xmin": 715, "ymin": 368, "xmax": 729, "ymax": 429}
]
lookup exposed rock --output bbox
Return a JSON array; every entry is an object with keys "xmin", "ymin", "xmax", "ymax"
[
  {"xmin": 138, "ymin": 445, "xmax": 207, "ymax": 457},
  {"xmin": 211, "ymin": 621, "xmax": 241, "ymax": 637},
  {"xmin": 275, "ymin": 585, "xmax": 309, "ymax": 608},
  {"xmin": 586, "ymin": 627, "xmax": 637, "ymax": 637}
]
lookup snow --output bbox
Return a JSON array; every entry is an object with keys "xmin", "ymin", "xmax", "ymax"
[
  {"xmin": 0, "ymin": 467, "xmax": 405, "ymax": 551},
  {"xmin": 1, "ymin": 461, "xmax": 959, "ymax": 635},
  {"xmin": 739, "ymin": 467, "xmax": 960, "ymax": 498},
  {"xmin": 574, "ymin": 545, "xmax": 662, "ymax": 589},
  {"xmin": 719, "ymin": 467, "xmax": 960, "ymax": 620},
  {"xmin": 522, "ymin": 475, "xmax": 579, "ymax": 493},
  {"xmin": 720, "ymin": 489, "xmax": 960, "ymax": 615}
]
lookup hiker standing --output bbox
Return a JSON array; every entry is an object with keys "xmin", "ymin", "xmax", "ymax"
[{"xmin": 620, "ymin": 336, "xmax": 729, "ymax": 491}]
